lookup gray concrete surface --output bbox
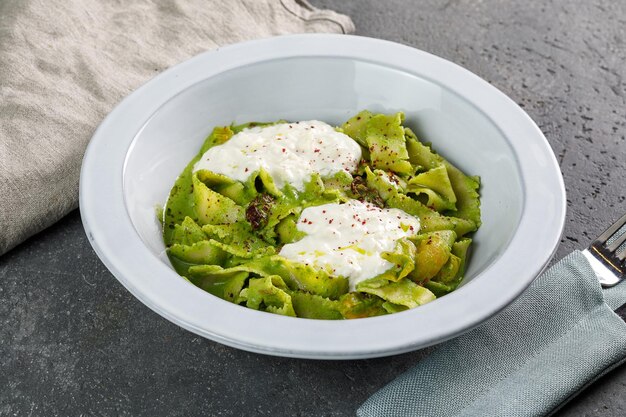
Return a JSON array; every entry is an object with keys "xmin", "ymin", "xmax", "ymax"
[{"xmin": 2, "ymin": 0, "xmax": 626, "ymax": 415}]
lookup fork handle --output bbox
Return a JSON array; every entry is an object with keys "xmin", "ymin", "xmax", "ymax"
[{"xmin": 581, "ymin": 249, "xmax": 623, "ymax": 287}]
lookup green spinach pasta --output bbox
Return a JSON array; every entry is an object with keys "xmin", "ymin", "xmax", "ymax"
[{"xmin": 161, "ymin": 111, "xmax": 481, "ymax": 319}]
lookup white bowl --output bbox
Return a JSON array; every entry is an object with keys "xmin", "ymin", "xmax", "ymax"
[{"xmin": 80, "ymin": 34, "xmax": 565, "ymax": 359}]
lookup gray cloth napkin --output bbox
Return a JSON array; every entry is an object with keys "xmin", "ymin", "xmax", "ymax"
[
  {"xmin": 359, "ymin": 250, "xmax": 626, "ymax": 417},
  {"xmin": 0, "ymin": 0, "xmax": 354, "ymax": 255}
]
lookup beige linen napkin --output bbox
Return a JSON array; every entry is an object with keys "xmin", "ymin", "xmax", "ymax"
[{"xmin": 0, "ymin": 0, "xmax": 354, "ymax": 255}]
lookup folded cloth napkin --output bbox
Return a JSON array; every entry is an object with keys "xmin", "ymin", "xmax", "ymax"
[
  {"xmin": 359, "ymin": 250, "xmax": 626, "ymax": 417},
  {"xmin": 0, "ymin": 0, "xmax": 353, "ymax": 255}
]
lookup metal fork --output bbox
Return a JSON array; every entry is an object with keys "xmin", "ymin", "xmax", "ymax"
[{"xmin": 581, "ymin": 213, "xmax": 626, "ymax": 287}]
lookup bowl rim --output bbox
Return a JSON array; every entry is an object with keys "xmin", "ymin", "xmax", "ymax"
[{"xmin": 79, "ymin": 34, "xmax": 566, "ymax": 359}]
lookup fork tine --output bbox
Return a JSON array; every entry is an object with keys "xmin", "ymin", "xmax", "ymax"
[
  {"xmin": 618, "ymin": 247, "xmax": 626, "ymax": 263},
  {"xmin": 594, "ymin": 212, "xmax": 626, "ymax": 245},
  {"xmin": 606, "ymin": 228, "xmax": 626, "ymax": 253}
]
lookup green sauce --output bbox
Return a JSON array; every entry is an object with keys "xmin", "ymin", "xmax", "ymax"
[{"xmin": 161, "ymin": 111, "xmax": 481, "ymax": 319}]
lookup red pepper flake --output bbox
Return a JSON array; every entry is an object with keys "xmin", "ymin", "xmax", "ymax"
[
  {"xmin": 322, "ymin": 210, "xmax": 326, "ymax": 214},
  {"xmin": 282, "ymin": 148, "xmax": 286, "ymax": 153},
  {"xmin": 362, "ymin": 221, "xmax": 366, "ymax": 225},
  {"xmin": 409, "ymin": 225, "xmax": 414, "ymax": 231},
  {"xmin": 314, "ymin": 149, "xmax": 320, "ymax": 153},
  {"xmin": 308, "ymin": 221, "xmax": 313, "ymax": 225},
  {"xmin": 244, "ymin": 167, "xmax": 249, "ymax": 172},
  {"xmin": 328, "ymin": 219, "xmax": 334, "ymax": 224}
]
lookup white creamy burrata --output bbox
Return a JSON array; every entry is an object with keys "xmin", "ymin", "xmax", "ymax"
[
  {"xmin": 193, "ymin": 121, "xmax": 362, "ymax": 191},
  {"xmin": 279, "ymin": 200, "xmax": 421, "ymax": 290}
]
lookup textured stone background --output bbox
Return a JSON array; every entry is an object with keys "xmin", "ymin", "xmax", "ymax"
[{"xmin": 2, "ymin": 0, "xmax": 626, "ymax": 415}]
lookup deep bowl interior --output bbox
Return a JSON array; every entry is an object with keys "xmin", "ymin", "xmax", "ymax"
[{"xmin": 124, "ymin": 56, "xmax": 523, "ymax": 288}]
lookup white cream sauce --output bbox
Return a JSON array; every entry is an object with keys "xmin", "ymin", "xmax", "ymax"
[
  {"xmin": 193, "ymin": 121, "xmax": 362, "ymax": 191},
  {"xmin": 279, "ymin": 200, "xmax": 421, "ymax": 290}
]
